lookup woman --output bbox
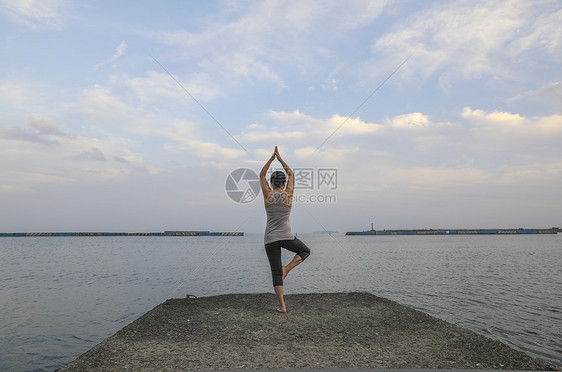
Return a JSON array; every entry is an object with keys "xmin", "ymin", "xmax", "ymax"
[{"xmin": 260, "ymin": 146, "xmax": 311, "ymax": 313}]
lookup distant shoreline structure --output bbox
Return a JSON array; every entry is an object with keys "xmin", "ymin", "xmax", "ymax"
[
  {"xmin": 0, "ymin": 231, "xmax": 244, "ymax": 237},
  {"xmin": 346, "ymin": 227, "xmax": 559, "ymax": 235},
  {"xmin": 2, "ymin": 229, "xmax": 560, "ymax": 237}
]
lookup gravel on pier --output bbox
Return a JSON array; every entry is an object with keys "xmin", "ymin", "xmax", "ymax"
[{"xmin": 59, "ymin": 292, "xmax": 557, "ymax": 371}]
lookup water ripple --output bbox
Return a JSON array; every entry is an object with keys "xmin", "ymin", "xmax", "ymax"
[{"xmin": 0, "ymin": 234, "xmax": 560, "ymax": 371}]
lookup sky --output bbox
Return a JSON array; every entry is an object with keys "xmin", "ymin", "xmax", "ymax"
[{"xmin": 1, "ymin": 0, "xmax": 561, "ymax": 233}]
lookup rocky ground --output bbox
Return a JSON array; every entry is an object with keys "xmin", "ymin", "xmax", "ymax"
[{"xmin": 59, "ymin": 292, "xmax": 557, "ymax": 371}]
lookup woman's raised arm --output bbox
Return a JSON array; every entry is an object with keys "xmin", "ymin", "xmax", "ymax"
[
  {"xmin": 260, "ymin": 149, "xmax": 276, "ymax": 204},
  {"xmin": 274, "ymin": 147, "xmax": 294, "ymax": 196}
]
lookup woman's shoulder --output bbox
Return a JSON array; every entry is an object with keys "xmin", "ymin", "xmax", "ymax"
[
  {"xmin": 264, "ymin": 193, "xmax": 275, "ymax": 207},
  {"xmin": 262, "ymin": 185, "xmax": 273, "ymax": 202},
  {"xmin": 281, "ymin": 191, "xmax": 293, "ymax": 207}
]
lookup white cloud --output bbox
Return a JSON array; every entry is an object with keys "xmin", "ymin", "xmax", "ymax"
[
  {"xmin": 239, "ymin": 130, "xmax": 307, "ymax": 143},
  {"xmin": 155, "ymin": 119, "xmax": 196, "ymax": 144},
  {"xmin": 0, "ymin": 82, "xmax": 28, "ymax": 110},
  {"xmin": 240, "ymin": 109, "xmax": 459, "ymax": 164},
  {"xmin": 0, "ymin": 0, "xmax": 70, "ymax": 30},
  {"xmin": 292, "ymin": 146, "xmax": 317, "ymax": 159},
  {"xmin": 71, "ymin": 78, "xmax": 243, "ymax": 166},
  {"xmin": 268, "ymin": 109, "xmax": 312, "ymax": 122},
  {"xmin": 293, "ymin": 145, "xmax": 359, "ymax": 164},
  {"xmin": 324, "ymin": 114, "xmax": 382, "ymax": 135},
  {"xmin": 511, "ymin": 7, "xmax": 562, "ymax": 55},
  {"xmin": 27, "ymin": 117, "xmax": 68, "ymax": 136},
  {"xmin": 386, "ymin": 112, "xmax": 435, "ymax": 130},
  {"xmin": 122, "ymin": 71, "xmax": 221, "ymax": 103},
  {"xmin": 461, "ymin": 107, "xmax": 528, "ymax": 128},
  {"xmin": 164, "ymin": 140, "xmax": 245, "ymax": 160},
  {"xmin": 412, "ymin": 135, "xmax": 448, "ymax": 153},
  {"xmin": 19, "ymin": 171, "xmax": 74, "ymax": 186},
  {"xmin": 271, "ymin": 109, "xmax": 381, "ymax": 135},
  {"xmin": 535, "ymin": 114, "xmax": 562, "ymax": 135},
  {"xmin": 94, "ymin": 41, "xmax": 128, "ymax": 71},
  {"xmin": 236, "ymin": 110, "xmax": 384, "ymax": 162},
  {"xmin": 68, "ymin": 147, "xmax": 107, "ymax": 162},
  {"xmin": 78, "ymin": 85, "xmax": 127, "ymax": 115},
  {"xmin": 75, "ymin": 84, "xmax": 159, "ymax": 135},
  {"xmin": 372, "ymin": 0, "xmax": 562, "ymax": 88},
  {"xmin": 456, "ymin": 107, "xmax": 562, "ymax": 165},
  {"xmin": 158, "ymin": 120, "xmax": 245, "ymax": 162},
  {"xmin": 276, "ymin": 108, "xmax": 562, "ymax": 191},
  {"xmin": 497, "ymin": 161, "xmax": 562, "ymax": 185},
  {"xmin": 0, "ymin": 117, "xmax": 68, "ymax": 144},
  {"xmin": 0, "ymin": 119, "xmax": 148, "ymax": 193},
  {"xmin": 380, "ymin": 166, "xmax": 490, "ymax": 191},
  {"xmin": 0, "ymin": 125, "xmax": 56, "ymax": 144},
  {"xmin": 113, "ymin": 41, "xmax": 127, "ymax": 59},
  {"xmin": 247, "ymin": 110, "xmax": 459, "ymax": 160},
  {"xmin": 462, "ymin": 107, "xmax": 562, "ymax": 136},
  {"xmin": 509, "ymin": 81, "xmax": 562, "ymax": 106},
  {"xmin": 0, "ymin": 82, "xmax": 62, "ymax": 120},
  {"xmin": 188, "ymin": 140, "xmax": 245, "ymax": 159},
  {"xmin": 145, "ymin": 1, "xmax": 389, "ymax": 84},
  {"xmin": 74, "ymin": 73, "xmax": 223, "ymax": 141}
]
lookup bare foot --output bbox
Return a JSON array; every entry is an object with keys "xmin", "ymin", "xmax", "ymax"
[
  {"xmin": 277, "ymin": 307, "xmax": 287, "ymax": 313},
  {"xmin": 282, "ymin": 266, "xmax": 288, "ymax": 281}
]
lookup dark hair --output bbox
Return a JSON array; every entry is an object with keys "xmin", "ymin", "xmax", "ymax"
[{"xmin": 270, "ymin": 171, "xmax": 286, "ymax": 189}]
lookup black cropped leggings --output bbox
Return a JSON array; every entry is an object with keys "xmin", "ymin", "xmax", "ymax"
[{"xmin": 265, "ymin": 237, "xmax": 310, "ymax": 287}]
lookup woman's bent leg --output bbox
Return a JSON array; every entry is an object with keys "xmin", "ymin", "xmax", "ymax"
[
  {"xmin": 280, "ymin": 237, "xmax": 311, "ymax": 280},
  {"xmin": 283, "ymin": 237, "xmax": 311, "ymax": 260},
  {"xmin": 283, "ymin": 255, "xmax": 302, "ymax": 281}
]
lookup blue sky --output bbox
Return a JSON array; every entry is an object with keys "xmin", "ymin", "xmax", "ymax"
[{"xmin": 1, "ymin": 0, "xmax": 561, "ymax": 233}]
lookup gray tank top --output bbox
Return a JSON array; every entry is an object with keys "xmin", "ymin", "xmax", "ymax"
[{"xmin": 264, "ymin": 191, "xmax": 294, "ymax": 244}]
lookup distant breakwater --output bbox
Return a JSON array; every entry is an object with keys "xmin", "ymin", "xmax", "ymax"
[
  {"xmin": 346, "ymin": 228, "xmax": 559, "ymax": 235},
  {"xmin": 0, "ymin": 231, "xmax": 243, "ymax": 237}
]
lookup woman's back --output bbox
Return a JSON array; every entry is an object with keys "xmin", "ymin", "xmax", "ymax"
[{"xmin": 264, "ymin": 192, "xmax": 293, "ymax": 244}]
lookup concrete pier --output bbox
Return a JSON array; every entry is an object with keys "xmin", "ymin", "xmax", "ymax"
[
  {"xmin": 58, "ymin": 292, "xmax": 556, "ymax": 371},
  {"xmin": 0, "ymin": 231, "xmax": 243, "ymax": 237},
  {"xmin": 346, "ymin": 228, "xmax": 558, "ymax": 235}
]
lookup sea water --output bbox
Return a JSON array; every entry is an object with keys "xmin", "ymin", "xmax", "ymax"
[{"xmin": 0, "ymin": 234, "xmax": 560, "ymax": 371}]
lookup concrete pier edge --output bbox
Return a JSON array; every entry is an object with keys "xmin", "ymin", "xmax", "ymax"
[{"xmin": 58, "ymin": 292, "xmax": 559, "ymax": 371}]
